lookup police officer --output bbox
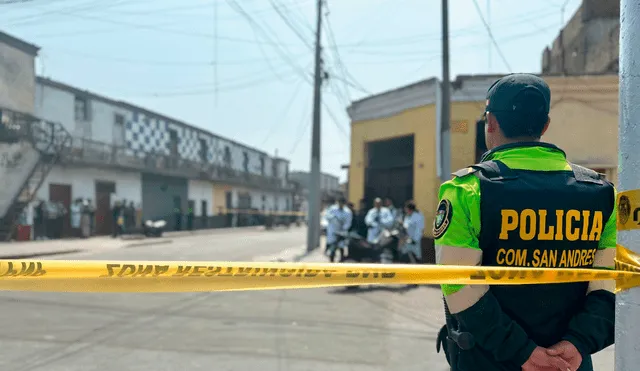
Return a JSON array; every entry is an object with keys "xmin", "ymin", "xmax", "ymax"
[{"xmin": 434, "ymin": 74, "xmax": 615, "ymax": 371}]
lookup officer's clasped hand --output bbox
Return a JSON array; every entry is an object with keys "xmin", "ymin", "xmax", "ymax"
[
  {"xmin": 545, "ymin": 341, "xmax": 583, "ymax": 371},
  {"xmin": 522, "ymin": 346, "xmax": 572, "ymax": 371}
]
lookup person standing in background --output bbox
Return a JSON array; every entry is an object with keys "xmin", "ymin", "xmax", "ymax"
[
  {"xmin": 70, "ymin": 199, "xmax": 82, "ymax": 237},
  {"xmin": 364, "ymin": 197, "xmax": 394, "ymax": 243},
  {"xmin": 86, "ymin": 198, "xmax": 95, "ymax": 236},
  {"xmin": 324, "ymin": 197, "xmax": 353, "ymax": 260},
  {"xmin": 80, "ymin": 199, "xmax": 91, "ymax": 238},
  {"xmin": 384, "ymin": 198, "xmax": 399, "ymax": 222},
  {"xmin": 111, "ymin": 200, "xmax": 122, "ymax": 238},
  {"xmin": 400, "ymin": 200, "xmax": 425, "ymax": 263}
]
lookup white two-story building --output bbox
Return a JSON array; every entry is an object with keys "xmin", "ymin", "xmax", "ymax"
[{"xmin": 32, "ymin": 77, "xmax": 294, "ymax": 236}]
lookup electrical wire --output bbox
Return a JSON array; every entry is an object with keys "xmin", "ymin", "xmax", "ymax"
[
  {"xmin": 6, "ymin": 0, "xmax": 133, "ymax": 26},
  {"xmin": 406, "ymin": 23, "xmax": 559, "ymax": 75},
  {"xmin": 225, "ymin": 0, "xmax": 312, "ymax": 84},
  {"xmin": 322, "ymin": 101, "xmax": 349, "ymax": 141},
  {"xmin": 120, "ymin": 65, "xmax": 300, "ymax": 98},
  {"xmin": 471, "ymin": 0, "xmax": 512, "ymax": 72},
  {"xmin": 337, "ymin": 7, "xmax": 559, "ymax": 51},
  {"xmin": 269, "ymin": 0, "xmax": 313, "ymax": 50},
  {"xmin": 44, "ymin": 47, "xmax": 291, "ymax": 67},
  {"xmin": 260, "ymin": 79, "xmax": 306, "ymax": 146},
  {"xmin": 288, "ymin": 102, "xmax": 312, "ymax": 156},
  {"xmin": 323, "ymin": 3, "xmax": 352, "ymax": 103}
]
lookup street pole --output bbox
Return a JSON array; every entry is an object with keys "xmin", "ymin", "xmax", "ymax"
[
  {"xmin": 306, "ymin": 0, "xmax": 323, "ymax": 252},
  {"xmin": 615, "ymin": 1, "xmax": 640, "ymax": 369},
  {"xmin": 440, "ymin": 0, "xmax": 451, "ymax": 184}
]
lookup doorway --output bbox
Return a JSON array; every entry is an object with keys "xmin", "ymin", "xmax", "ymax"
[
  {"xmin": 49, "ymin": 183, "xmax": 71, "ymax": 238},
  {"xmin": 364, "ymin": 135, "xmax": 414, "ymax": 209},
  {"xmin": 95, "ymin": 181, "xmax": 115, "ymax": 235}
]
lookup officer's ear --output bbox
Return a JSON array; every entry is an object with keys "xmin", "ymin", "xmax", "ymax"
[
  {"xmin": 486, "ymin": 112, "xmax": 499, "ymax": 133},
  {"xmin": 540, "ymin": 117, "xmax": 551, "ymax": 136}
]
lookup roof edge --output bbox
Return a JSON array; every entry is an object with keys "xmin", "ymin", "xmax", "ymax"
[
  {"xmin": 0, "ymin": 31, "xmax": 40, "ymax": 56},
  {"xmin": 347, "ymin": 72, "xmax": 620, "ymax": 123}
]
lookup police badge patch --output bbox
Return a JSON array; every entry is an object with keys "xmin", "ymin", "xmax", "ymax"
[
  {"xmin": 433, "ymin": 199, "xmax": 453, "ymax": 239},
  {"xmin": 619, "ymin": 195, "xmax": 631, "ymax": 225}
]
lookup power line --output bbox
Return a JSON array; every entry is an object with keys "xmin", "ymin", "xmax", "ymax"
[
  {"xmin": 327, "ymin": 74, "xmax": 371, "ymax": 94},
  {"xmin": 323, "ymin": 5, "xmax": 370, "ymax": 100},
  {"xmin": 471, "ymin": 0, "xmax": 512, "ymax": 72},
  {"xmin": 16, "ymin": 3, "xmax": 559, "ymax": 50},
  {"xmin": 224, "ymin": 0, "xmax": 312, "ymax": 84},
  {"xmin": 261, "ymin": 79, "xmax": 306, "ymax": 147},
  {"xmin": 322, "ymin": 101, "xmax": 348, "ymax": 141},
  {"xmin": 45, "ymin": 47, "xmax": 296, "ymax": 67},
  {"xmin": 120, "ymin": 65, "xmax": 300, "ymax": 98},
  {"xmin": 269, "ymin": 0, "xmax": 313, "ymax": 50},
  {"xmin": 6, "ymin": 0, "xmax": 133, "ymax": 25},
  {"xmin": 323, "ymin": 5, "xmax": 351, "ymax": 104},
  {"xmin": 288, "ymin": 101, "xmax": 312, "ymax": 155}
]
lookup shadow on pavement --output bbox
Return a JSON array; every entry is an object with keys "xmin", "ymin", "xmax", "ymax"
[{"xmin": 327, "ymin": 284, "xmax": 420, "ymax": 295}]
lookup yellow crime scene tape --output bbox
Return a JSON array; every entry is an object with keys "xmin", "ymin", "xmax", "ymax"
[{"xmin": 0, "ymin": 244, "xmax": 639, "ymax": 293}]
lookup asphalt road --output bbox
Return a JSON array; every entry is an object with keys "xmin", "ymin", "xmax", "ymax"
[{"xmin": 0, "ymin": 227, "xmax": 452, "ymax": 371}]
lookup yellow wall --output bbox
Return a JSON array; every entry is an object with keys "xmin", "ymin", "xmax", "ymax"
[
  {"xmin": 212, "ymin": 183, "xmax": 232, "ymax": 214},
  {"xmin": 348, "ymin": 74, "xmax": 619, "ymax": 238},
  {"xmin": 350, "ymin": 105, "xmax": 438, "ymax": 231}
]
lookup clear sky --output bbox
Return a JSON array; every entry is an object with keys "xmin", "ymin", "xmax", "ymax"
[{"xmin": 0, "ymin": 0, "xmax": 581, "ymax": 182}]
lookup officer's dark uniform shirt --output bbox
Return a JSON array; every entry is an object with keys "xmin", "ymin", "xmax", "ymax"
[{"xmin": 434, "ymin": 142, "xmax": 616, "ymax": 371}]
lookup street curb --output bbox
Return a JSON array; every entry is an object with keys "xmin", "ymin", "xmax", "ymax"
[
  {"xmin": 124, "ymin": 239, "xmax": 173, "ymax": 248},
  {"xmin": 292, "ymin": 247, "xmax": 320, "ymax": 262},
  {"xmin": 0, "ymin": 249, "xmax": 85, "ymax": 260}
]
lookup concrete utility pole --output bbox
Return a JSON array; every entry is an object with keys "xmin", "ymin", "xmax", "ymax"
[
  {"xmin": 615, "ymin": 1, "xmax": 640, "ymax": 369},
  {"xmin": 439, "ymin": 0, "xmax": 451, "ymax": 184},
  {"xmin": 306, "ymin": 0, "xmax": 323, "ymax": 252}
]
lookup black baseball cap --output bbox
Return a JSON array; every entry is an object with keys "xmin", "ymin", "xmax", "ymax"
[{"xmin": 485, "ymin": 74, "xmax": 551, "ymax": 137}]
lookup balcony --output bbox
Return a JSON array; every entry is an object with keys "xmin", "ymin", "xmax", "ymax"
[{"xmin": 60, "ymin": 137, "xmax": 293, "ymax": 192}]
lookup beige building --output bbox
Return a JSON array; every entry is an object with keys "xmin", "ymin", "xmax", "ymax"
[{"xmin": 542, "ymin": 0, "xmax": 619, "ymax": 74}]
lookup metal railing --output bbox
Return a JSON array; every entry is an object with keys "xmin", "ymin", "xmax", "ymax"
[
  {"xmin": 0, "ymin": 108, "xmax": 71, "ymax": 156},
  {"xmin": 62, "ymin": 137, "xmax": 293, "ymax": 191}
]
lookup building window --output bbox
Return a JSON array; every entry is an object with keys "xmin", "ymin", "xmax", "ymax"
[
  {"xmin": 243, "ymin": 151, "xmax": 249, "ymax": 172},
  {"xmin": 113, "ymin": 114, "xmax": 125, "ymax": 147},
  {"xmin": 168, "ymin": 129, "xmax": 179, "ymax": 156},
  {"xmin": 260, "ymin": 157, "xmax": 265, "ymax": 175},
  {"xmin": 223, "ymin": 146, "xmax": 232, "ymax": 167},
  {"xmin": 199, "ymin": 138, "xmax": 208, "ymax": 162},
  {"xmin": 272, "ymin": 161, "xmax": 278, "ymax": 178},
  {"xmin": 74, "ymin": 96, "xmax": 90, "ymax": 121}
]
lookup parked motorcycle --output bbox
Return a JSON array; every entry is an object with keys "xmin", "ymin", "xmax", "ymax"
[
  {"xmin": 378, "ymin": 221, "xmax": 419, "ymax": 264},
  {"xmin": 143, "ymin": 219, "xmax": 166, "ymax": 237},
  {"xmin": 328, "ymin": 230, "xmax": 382, "ymax": 263}
]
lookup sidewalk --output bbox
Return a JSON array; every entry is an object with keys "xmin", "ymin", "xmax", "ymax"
[
  {"xmin": 0, "ymin": 236, "xmax": 129, "ymax": 259},
  {"xmin": 0, "ymin": 225, "xmax": 280, "ymax": 259}
]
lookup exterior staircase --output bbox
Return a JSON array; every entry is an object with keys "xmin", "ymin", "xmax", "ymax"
[{"xmin": 0, "ymin": 108, "xmax": 71, "ymax": 241}]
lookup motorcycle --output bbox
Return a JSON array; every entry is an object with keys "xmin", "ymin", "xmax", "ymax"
[
  {"xmin": 378, "ymin": 221, "xmax": 420, "ymax": 264},
  {"xmin": 143, "ymin": 219, "xmax": 166, "ymax": 237},
  {"xmin": 328, "ymin": 230, "xmax": 383, "ymax": 263}
]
